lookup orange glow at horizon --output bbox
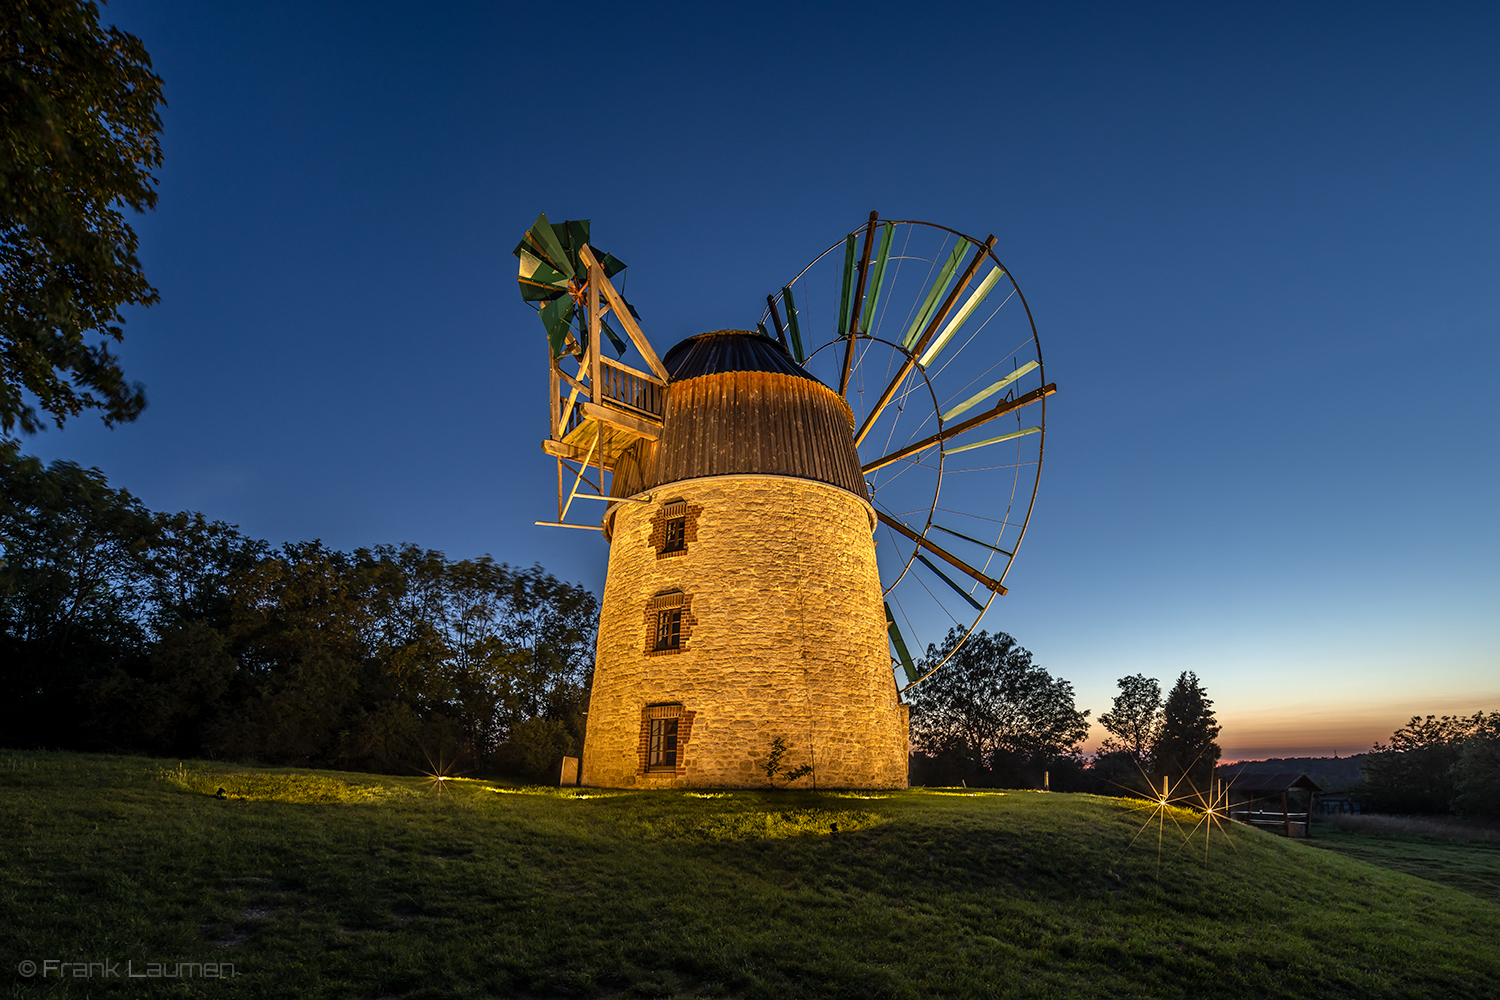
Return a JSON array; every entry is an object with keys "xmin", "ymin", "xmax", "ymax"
[{"xmin": 1082, "ymin": 691, "xmax": 1500, "ymax": 762}]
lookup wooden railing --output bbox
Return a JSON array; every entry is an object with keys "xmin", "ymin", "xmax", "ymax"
[
  {"xmin": 561, "ymin": 397, "xmax": 588, "ymax": 438},
  {"xmin": 596, "ymin": 357, "xmax": 665, "ymax": 419}
]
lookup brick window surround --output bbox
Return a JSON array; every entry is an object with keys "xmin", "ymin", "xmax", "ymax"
[
  {"xmin": 650, "ymin": 499, "xmax": 701, "ymax": 559},
  {"xmin": 638, "ymin": 703, "xmax": 696, "ymax": 776},
  {"xmin": 644, "ymin": 590, "xmax": 695, "ymax": 656}
]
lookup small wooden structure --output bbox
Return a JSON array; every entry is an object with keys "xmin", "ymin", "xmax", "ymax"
[{"xmin": 1225, "ymin": 772, "xmax": 1321, "ymax": 838}]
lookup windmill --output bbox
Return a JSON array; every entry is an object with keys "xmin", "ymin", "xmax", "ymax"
[{"xmin": 515, "ymin": 212, "xmax": 1054, "ymax": 788}]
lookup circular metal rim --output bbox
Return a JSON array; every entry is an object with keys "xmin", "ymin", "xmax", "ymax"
[{"xmin": 764, "ymin": 219, "xmax": 1047, "ymax": 693}]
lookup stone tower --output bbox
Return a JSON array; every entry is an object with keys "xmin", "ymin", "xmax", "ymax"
[{"xmin": 579, "ymin": 330, "xmax": 909, "ymax": 789}]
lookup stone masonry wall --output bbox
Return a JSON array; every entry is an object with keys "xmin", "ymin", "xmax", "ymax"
[{"xmin": 581, "ymin": 475, "xmax": 910, "ymax": 789}]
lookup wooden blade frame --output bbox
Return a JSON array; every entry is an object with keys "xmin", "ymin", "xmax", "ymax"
[
  {"xmin": 852, "ymin": 234, "xmax": 997, "ymax": 447},
  {"xmin": 877, "ymin": 511, "xmax": 1007, "ymax": 596},
  {"xmin": 862, "ymin": 382, "xmax": 1056, "ymax": 474},
  {"xmin": 838, "ymin": 210, "xmax": 880, "ymax": 398}
]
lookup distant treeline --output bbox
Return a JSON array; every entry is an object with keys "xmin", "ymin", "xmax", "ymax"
[
  {"xmin": 0, "ymin": 445, "xmax": 597, "ymax": 779},
  {"xmin": 1357, "ymin": 713, "xmax": 1499, "ymax": 820},
  {"xmin": 1215, "ymin": 719, "xmax": 1500, "ymax": 821}
]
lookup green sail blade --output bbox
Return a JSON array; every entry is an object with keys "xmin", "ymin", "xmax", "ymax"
[
  {"xmin": 539, "ymin": 296, "xmax": 576, "ymax": 358},
  {"xmin": 600, "ymin": 318, "xmax": 628, "ymax": 358},
  {"xmin": 944, "ymin": 425, "xmax": 1041, "ymax": 456},
  {"xmin": 941, "ymin": 361, "xmax": 1039, "ymax": 421},
  {"xmin": 915, "ymin": 554, "xmax": 985, "ymax": 611},
  {"xmin": 885, "ymin": 601, "xmax": 919, "ymax": 685},
  {"xmin": 902, "ymin": 241, "xmax": 967, "ymax": 350},
  {"xmin": 595, "ymin": 251, "xmax": 627, "ymax": 278},
  {"xmin": 552, "ymin": 219, "xmax": 590, "ymax": 272},
  {"xmin": 918, "ymin": 267, "xmax": 1004, "ymax": 367},
  {"xmin": 518, "ymin": 213, "xmax": 574, "ymax": 279},
  {"xmin": 782, "ymin": 285, "xmax": 805, "ymax": 363},
  {"xmin": 931, "ymin": 523, "xmax": 1014, "ymax": 558},
  {"xmin": 861, "ymin": 222, "xmax": 895, "ymax": 334},
  {"xmin": 837, "ymin": 233, "xmax": 857, "ymax": 338},
  {"xmin": 518, "ymin": 262, "xmax": 570, "ymax": 302}
]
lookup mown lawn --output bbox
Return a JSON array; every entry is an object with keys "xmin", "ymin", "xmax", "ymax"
[
  {"xmin": 2, "ymin": 750, "xmax": 1497, "ymax": 999},
  {"xmin": 1301, "ymin": 819, "xmax": 1500, "ymax": 905}
]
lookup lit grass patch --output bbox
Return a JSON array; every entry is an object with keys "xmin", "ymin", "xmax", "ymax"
[
  {"xmin": 157, "ymin": 762, "xmax": 415, "ymax": 804},
  {"xmin": 654, "ymin": 807, "xmax": 882, "ymax": 841}
]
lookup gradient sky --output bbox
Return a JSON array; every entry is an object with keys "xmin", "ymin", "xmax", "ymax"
[{"xmin": 27, "ymin": 1, "xmax": 1499, "ymax": 759}]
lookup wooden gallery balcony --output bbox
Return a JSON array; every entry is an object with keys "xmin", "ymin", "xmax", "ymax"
[{"xmin": 544, "ymin": 355, "xmax": 665, "ymax": 471}]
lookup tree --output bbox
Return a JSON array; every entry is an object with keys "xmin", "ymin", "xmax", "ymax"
[
  {"xmin": 1361, "ymin": 713, "xmax": 1495, "ymax": 815},
  {"xmin": 0, "ymin": 440, "xmax": 156, "ymax": 747},
  {"xmin": 1452, "ymin": 714, "xmax": 1500, "ymax": 821},
  {"xmin": 1098, "ymin": 673, "xmax": 1163, "ymax": 765},
  {"xmin": 1, "ymin": 0, "xmax": 164, "ymax": 434},
  {"xmin": 1091, "ymin": 673, "xmax": 1163, "ymax": 796},
  {"xmin": 1151, "ymin": 671, "xmax": 1221, "ymax": 792},
  {"xmin": 908, "ymin": 628, "xmax": 1090, "ymax": 788}
]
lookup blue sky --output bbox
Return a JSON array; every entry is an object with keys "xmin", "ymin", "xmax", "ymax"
[{"xmin": 31, "ymin": 1, "xmax": 1499, "ymax": 757}]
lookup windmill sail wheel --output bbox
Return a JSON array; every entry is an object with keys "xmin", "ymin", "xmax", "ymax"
[
  {"xmin": 762, "ymin": 214, "xmax": 1054, "ymax": 692},
  {"xmin": 516, "ymin": 210, "xmax": 1055, "ymax": 785}
]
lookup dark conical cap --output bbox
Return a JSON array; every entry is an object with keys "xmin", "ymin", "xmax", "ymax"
[{"xmin": 662, "ymin": 330, "xmax": 822, "ymax": 384}]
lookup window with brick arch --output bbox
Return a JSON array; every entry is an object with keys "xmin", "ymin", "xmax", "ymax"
[
  {"xmin": 647, "ymin": 718, "xmax": 679, "ymax": 769},
  {"xmin": 662, "ymin": 516, "xmax": 686, "ymax": 553},
  {"xmin": 655, "ymin": 608, "xmax": 682, "ymax": 651}
]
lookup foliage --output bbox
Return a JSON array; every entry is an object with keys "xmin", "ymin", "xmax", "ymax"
[
  {"xmin": 1452, "ymin": 725, "xmax": 1500, "ymax": 821},
  {"xmin": 0, "ymin": 440, "xmax": 155, "ymax": 746},
  {"xmin": 761, "ymin": 734, "xmax": 813, "ymax": 786},
  {"xmin": 0, "ymin": 445, "xmax": 599, "ymax": 775},
  {"xmin": 1090, "ymin": 673, "xmax": 1164, "ymax": 796},
  {"xmin": 1362, "ymin": 712, "xmax": 1500, "ymax": 818},
  {"xmin": 1, "ymin": 0, "xmax": 164, "ymax": 434},
  {"xmin": 1150, "ymin": 671, "xmax": 1221, "ymax": 792},
  {"xmin": 1098, "ymin": 673, "xmax": 1162, "ymax": 765},
  {"xmin": 908, "ymin": 628, "xmax": 1089, "ymax": 787},
  {"xmin": 5, "ymin": 749, "xmax": 1500, "ymax": 999}
]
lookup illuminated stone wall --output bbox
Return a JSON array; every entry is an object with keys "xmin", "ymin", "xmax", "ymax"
[{"xmin": 580, "ymin": 474, "xmax": 909, "ymax": 789}]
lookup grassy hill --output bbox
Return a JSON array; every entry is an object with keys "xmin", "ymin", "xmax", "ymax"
[{"xmin": 2, "ymin": 751, "xmax": 1497, "ymax": 999}]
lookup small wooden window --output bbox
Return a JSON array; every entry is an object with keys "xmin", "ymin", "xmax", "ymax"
[
  {"xmin": 651, "ymin": 499, "xmax": 699, "ymax": 559},
  {"xmin": 638, "ymin": 703, "xmax": 693, "ymax": 776},
  {"xmin": 663, "ymin": 517, "xmax": 686, "ymax": 553},
  {"xmin": 644, "ymin": 590, "xmax": 693, "ymax": 655},
  {"xmin": 655, "ymin": 608, "xmax": 682, "ymax": 651},
  {"xmin": 647, "ymin": 718, "xmax": 679, "ymax": 769}
]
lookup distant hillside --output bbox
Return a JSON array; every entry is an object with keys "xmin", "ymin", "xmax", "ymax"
[{"xmin": 1218, "ymin": 755, "xmax": 1367, "ymax": 792}]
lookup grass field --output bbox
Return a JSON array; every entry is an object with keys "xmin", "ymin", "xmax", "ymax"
[
  {"xmin": 1303, "ymin": 817, "xmax": 1500, "ymax": 905},
  {"xmin": 3, "ymin": 751, "xmax": 1498, "ymax": 999}
]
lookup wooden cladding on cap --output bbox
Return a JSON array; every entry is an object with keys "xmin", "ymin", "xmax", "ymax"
[{"xmin": 614, "ymin": 371, "xmax": 868, "ymax": 500}]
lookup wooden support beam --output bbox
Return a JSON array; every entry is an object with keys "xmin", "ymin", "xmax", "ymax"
[
  {"xmin": 581, "ymin": 401, "xmax": 661, "ymax": 440},
  {"xmin": 839, "ymin": 211, "xmax": 879, "ymax": 398},
  {"xmin": 766, "ymin": 293, "xmax": 788, "ymax": 350},
  {"xmin": 534, "ymin": 520, "xmax": 603, "ymax": 531},
  {"xmin": 558, "ymin": 367, "xmax": 588, "ymax": 395},
  {"xmin": 877, "ymin": 512, "xmax": 1007, "ymax": 595},
  {"xmin": 600, "ymin": 355, "xmax": 666, "ymax": 387},
  {"xmin": 543, "ymin": 438, "xmax": 617, "ymax": 466},
  {"xmin": 853, "ymin": 235, "xmax": 997, "ymax": 447},
  {"xmin": 863, "ymin": 382, "xmax": 1056, "ymax": 474},
  {"xmin": 579, "ymin": 245, "xmax": 670, "ymax": 382},
  {"xmin": 548, "ymin": 350, "xmax": 561, "ymax": 438},
  {"xmin": 588, "ymin": 256, "xmax": 602, "ymax": 412}
]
